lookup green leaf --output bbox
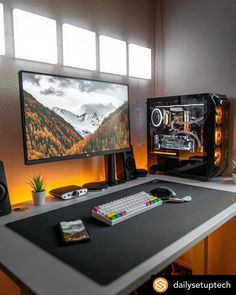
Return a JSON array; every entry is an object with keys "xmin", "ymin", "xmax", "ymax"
[{"xmin": 28, "ymin": 174, "xmax": 47, "ymax": 192}]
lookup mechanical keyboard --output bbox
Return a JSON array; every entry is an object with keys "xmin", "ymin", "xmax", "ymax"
[{"xmin": 92, "ymin": 191, "xmax": 162, "ymax": 225}]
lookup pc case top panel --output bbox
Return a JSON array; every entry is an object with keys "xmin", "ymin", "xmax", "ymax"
[{"xmin": 147, "ymin": 94, "xmax": 229, "ymax": 180}]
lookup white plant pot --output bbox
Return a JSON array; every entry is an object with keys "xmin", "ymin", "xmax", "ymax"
[
  {"xmin": 32, "ymin": 191, "xmax": 46, "ymax": 206},
  {"xmin": 232, "ymin": 173, "xmax": 236, "ymax": 184}
]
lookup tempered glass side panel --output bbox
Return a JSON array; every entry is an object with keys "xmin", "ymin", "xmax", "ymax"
[
  {"xmin": 147, "ymin": 93, "xmax": 229, "ymax": 180},
  {"xmin": 147, "ymin": 95, "xmax": 209, "ymax": 179}
]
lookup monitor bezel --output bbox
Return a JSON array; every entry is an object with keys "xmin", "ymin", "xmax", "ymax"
[{"xmin": 19, "ymin": 70, "xmax": 131, "ymax": 165}]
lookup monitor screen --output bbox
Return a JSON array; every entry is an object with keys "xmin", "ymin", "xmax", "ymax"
[{"xmin": 19, "ymin": 71, "xmax": 130, "ymax": 164}]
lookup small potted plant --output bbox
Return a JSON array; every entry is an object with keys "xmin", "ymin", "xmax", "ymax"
[
  {"xmin": 28, "ymin": 175, "xmax": 47, "ymax": 206},
  {"xmin": 232, "ymin": 160, "xmax": 236, "ymax": 184}
]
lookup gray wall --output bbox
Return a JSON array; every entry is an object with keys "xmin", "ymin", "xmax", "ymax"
[
  {"xmin": 0, "ymin": 0, "xmax": 156, "ymax": 204},
  {"xmin": 157, "ymin": 0, "xmax": 236, "ymax": 166},
  {"xmin": 158, "ymin": 0, "xmax": 236, "ymax": 274}
]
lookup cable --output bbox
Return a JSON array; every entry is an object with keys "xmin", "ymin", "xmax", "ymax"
[
  {"xmin": 176, "ymin": 131, "xmax": 201, "ymax": 148},
  {"xmin": 170, "ymin": 116, "xmax": 204, "ymax": 129}
]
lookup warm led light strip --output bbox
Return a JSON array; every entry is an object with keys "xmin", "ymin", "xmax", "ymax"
[{"xmin": 153, "ymin": 151, "xmax": 177, "ymax": 156}]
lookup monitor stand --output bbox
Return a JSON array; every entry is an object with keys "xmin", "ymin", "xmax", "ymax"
[
  {"xmin": 83, "ymin": 154, "xmax": 124, "ymax": 191},
  {"xmin": 105, "ymin": 154, "xmax": 124, "ymax": 186}
]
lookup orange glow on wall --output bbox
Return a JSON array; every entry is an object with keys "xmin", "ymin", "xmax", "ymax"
[
  {"xmin": 9, "ymin": 171, "xmax": 104, "ymax": 205},
  {"xmin": 7, "ymin": 156, "xmax": 106, "ymax": 205},
  {"xmin": 178, "ymin": 218, "xmax": 236, "ymax": 275},
  {"xmin": 132, "ymin": 142, "xmax": 148, "ymax": 170},
  {"xmin": 6, "ymin": 143, "xmax": 148, "ymax": 205}
]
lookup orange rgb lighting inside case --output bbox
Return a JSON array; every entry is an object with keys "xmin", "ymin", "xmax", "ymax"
[
  {"xmin": 215, "ymin": 126, "xmax": 222, "ymax": 146},
  {"xmin": 214, "ymin": 147, "xmax": 222, "ymax": 167},
  {"xmin": 215, "ymin": 105, "xmax": 223, "ymax": 125}
]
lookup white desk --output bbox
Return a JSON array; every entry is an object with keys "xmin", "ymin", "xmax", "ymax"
[{"xmin": 0, "ymin": 174, "xmax": 236, "ymax": 295}]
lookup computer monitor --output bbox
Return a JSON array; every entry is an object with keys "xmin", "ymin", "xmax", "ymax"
[{"xmin": 19, "ymin": 71, "xmax": 130, "ymax": 186}]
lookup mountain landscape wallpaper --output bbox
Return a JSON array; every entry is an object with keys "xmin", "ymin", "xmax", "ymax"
[{"xmin": 21, "ymin": 72, "xmax": 130, "ymax": 161}]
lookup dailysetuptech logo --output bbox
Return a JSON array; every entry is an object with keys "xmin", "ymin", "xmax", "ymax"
[{"xmin": 153, "ymin": 277, "xmax": 169, "ymax": 293}]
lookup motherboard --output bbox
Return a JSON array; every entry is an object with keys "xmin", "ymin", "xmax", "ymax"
[{"xmin": 151, "ymin": 104, "xmax": 204, "ymax": 153}]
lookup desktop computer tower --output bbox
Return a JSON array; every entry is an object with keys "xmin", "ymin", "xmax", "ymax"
[{"xmin": 147, "ymin": 93, "xmax": 229, "ymax": 180}]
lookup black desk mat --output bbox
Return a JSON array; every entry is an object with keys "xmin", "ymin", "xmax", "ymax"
[{"xmin": 7, "ymin": 180, "xmax": 236, "ymax": 285}]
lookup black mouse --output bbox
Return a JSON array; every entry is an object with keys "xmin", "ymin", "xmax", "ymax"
[{"xmin": 150, "ymin": 186, "xmax": 176, "ymax": 200}]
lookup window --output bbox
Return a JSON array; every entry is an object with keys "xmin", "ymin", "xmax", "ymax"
[
  {"xmin": 13, "ymin": 9, "xmax": 57, "ymax": 64},
  {"xmin": 129, "ymin": 44, "xmax": 151, "ymax": 79},
  {"xmin": 99, "ymin": 35, "xmax": 127, "ymax": 75},
  {"xmin": 63, "ymin": 24, "xmax": 96, "ymax": 70},
  {"xmin": 0, "ymin": 3, "xmax": 5, "ymax": 55}
]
